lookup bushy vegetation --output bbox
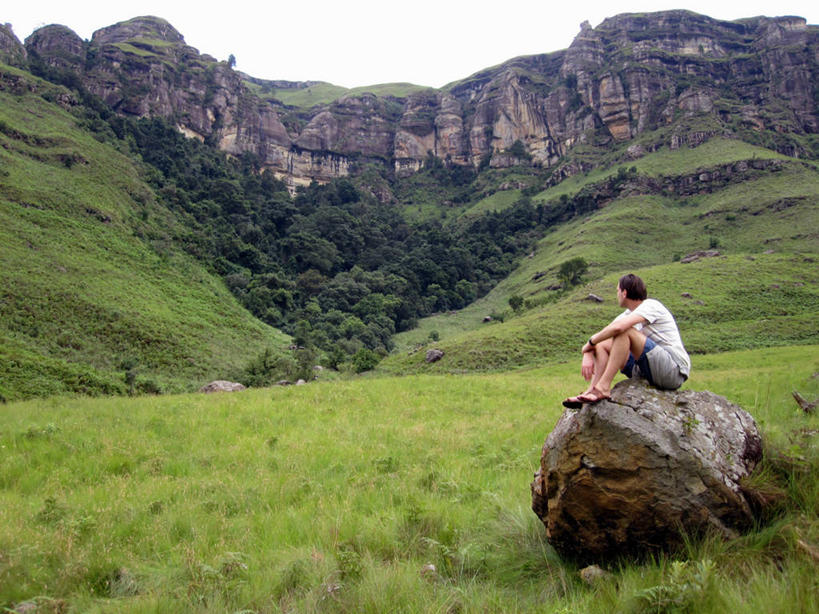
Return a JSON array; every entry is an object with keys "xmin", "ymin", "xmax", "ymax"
[
  {"xmin": 0, "ymin": 62, "xmax": 564, "ymax": 395},
  {"xmin": 102, "ymin": 116, "xmax": 554, "ymax": 363},
  {"xmin": 1, "ymin": 347, "xmax": 816, "ymax": 612}
]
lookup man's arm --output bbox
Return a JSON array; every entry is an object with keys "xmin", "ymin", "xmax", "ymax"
[{"xmin": 582, "ymin": 312, "xmax": 647, "ymax": 354}]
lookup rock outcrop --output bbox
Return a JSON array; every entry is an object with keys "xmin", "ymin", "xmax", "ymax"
[
  {"xmin": 531, "ymin": 379, "xmax": 762, "ymax": 562},
  {"xmin": 425, "ymin": 349, "xmax": 444, "ymax": 363},
  {"xmin": 25, "ymin": 24, "xmax": 86, "ymax": 71},
  {"xmin": 199, "ymin": 380, "xmax": 246, "ymax": 393},
  {"xmin": 0, "ymin": 23, "xmax": 27, "ymax": 67},
  {"xmin": 17, "ymin": 11, "xmax": 819, "ymax": 186}
]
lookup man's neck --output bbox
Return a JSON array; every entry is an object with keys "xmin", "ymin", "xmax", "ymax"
[{"xmin": 624, "ymin": 298, "xmax": 643, "ymax": 311}]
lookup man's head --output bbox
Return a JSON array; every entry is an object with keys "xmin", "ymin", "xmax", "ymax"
[{"xmin": 618, "ymin": 273, "xmax": 647, "ymax": 301}]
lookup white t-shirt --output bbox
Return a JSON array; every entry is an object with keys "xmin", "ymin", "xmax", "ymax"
[{"xmin": 621, "ymin": 298, "xmax": 691, "ymax": 376}]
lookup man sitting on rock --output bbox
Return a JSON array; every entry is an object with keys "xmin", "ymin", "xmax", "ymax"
[{"xmin": 563, "ymin": 273, "xmax": 690, "ymax": 408}]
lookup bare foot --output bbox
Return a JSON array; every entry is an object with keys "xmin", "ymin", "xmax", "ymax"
[{"xmin": 577, "ymin": 387, "xmax": 611, "ymax": 404}]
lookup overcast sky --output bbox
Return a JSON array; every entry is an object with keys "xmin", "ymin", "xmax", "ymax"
[{"xmin": 4, "ymin": 1, "xmax": 818, "ymax": 88}]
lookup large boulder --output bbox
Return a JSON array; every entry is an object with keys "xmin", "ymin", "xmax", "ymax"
[{"xmin": 531, "ymin": 379, "xmax": 762, "ymax": 562}]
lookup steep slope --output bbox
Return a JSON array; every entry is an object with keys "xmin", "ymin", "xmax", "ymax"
[{"xmin": 0, "ymin": 65, "xmax": 289, "ymax": 401}]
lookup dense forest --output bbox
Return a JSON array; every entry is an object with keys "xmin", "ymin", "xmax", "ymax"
[{"xmin": 73, "ymin": 106, "xmax": 557, "ymax": 371}]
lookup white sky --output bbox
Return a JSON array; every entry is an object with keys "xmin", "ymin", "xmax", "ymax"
[{"xmin": 3, "ymin": 1, "xmax": 818, "ymax": 88}]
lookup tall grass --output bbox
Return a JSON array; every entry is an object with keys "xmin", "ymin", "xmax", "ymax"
[{"xmin": 1, "ymin": 346, "xmax": 816, "ymax": 612}]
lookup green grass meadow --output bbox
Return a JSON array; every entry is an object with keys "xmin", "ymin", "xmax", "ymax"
[{"xmin": 1, "ymin": 347, "xmax": 817, "ymax": 612}]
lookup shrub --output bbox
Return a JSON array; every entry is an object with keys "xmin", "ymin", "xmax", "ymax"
[
  {"xmin": 325, "ymin": 345, "xmax": 346, "ymax": 371},
  {"xmin": 557, "ymin": 257, "xmax": 589, "ymax": 287},
  {"xmin": 352, "ymin": 348, "xmax": 380, "ymax": 373},
  {"xmin": 238, "ymin": 348, "xmax": 297, "ymax": 386},
  {"xmin": 508, "ymin": 295, "xmax": 524, "ymax": 312}
]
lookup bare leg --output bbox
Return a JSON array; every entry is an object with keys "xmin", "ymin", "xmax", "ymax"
[
  {"xmin": 588, "ymin": 339, "xmax": 612, "ymax": 392},
  {"xmin": 565, "ymin": 332, "xmax": 646, "ymax": 407},
  {"xmin": 565, "ymin": 340, "xmax": 613, "ymax": 406},
  {"xmin": 592, "ymin": 328, "xmax": 646, "ymax": 395}
]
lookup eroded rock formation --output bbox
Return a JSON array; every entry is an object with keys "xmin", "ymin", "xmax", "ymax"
[
  {"xmin": 13, "ymin": 11, "xmax": 818, "ymax": 186},
  {"xmin": 531, "ymin": 379, "xmax": 762, "ymax": 562},
  {"xmin": 0, "ymin": 23, "xmax": 27, "ymax": 67}
]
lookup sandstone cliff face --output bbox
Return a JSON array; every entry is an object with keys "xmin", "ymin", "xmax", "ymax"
[
  {"xmin": 396, "ymin": 11, "xmax": 816, "ymax": 176},
  {"xmin": 394, "ymin": 91, "xmax": 468, "ymax": 175},
  {"xmin": 19, "ymin": 12, "xmax": 819, "ymax": 186},
  {"xmin": 560, "ymin": 11, "xmax": 818, "ymax": 140}
]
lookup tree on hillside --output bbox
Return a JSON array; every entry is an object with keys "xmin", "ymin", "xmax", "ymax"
[
  {"xmin": 509, "ymin": 294, "xmax": 524, "ymax": 312},
  {"xmin": 557, "ymin": 257, "xmax": 588, "ymax": 288}
]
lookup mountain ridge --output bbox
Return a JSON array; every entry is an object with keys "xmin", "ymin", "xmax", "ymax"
[{"xmin": 4, "ymin": 11, "xmax": 816, "ymax": 189}]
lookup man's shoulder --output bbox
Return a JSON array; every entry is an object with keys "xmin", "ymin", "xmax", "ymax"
[
  {"xmin": 641, "ymin": 298, "xmax": 668, "ymax": 308},
  {"xmin": 634, "ymin": 298, "xmax": 672, "ymax": 318}
]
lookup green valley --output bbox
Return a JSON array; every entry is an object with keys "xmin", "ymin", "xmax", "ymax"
[{"xmin": 0, "ymin": 9, "xmax": 818, "ymax": 611}]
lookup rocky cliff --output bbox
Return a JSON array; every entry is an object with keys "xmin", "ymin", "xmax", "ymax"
[
  {"xmin": 0, "ymin": 23, "xmax": 26, "ymax": 67},
  {"xmin": 13, "ymin": 11, "xmax": 819, "ymax": 186}
]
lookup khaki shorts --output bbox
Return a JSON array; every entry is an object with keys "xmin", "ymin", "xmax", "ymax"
[{"xmin": 622, "ymin": 337, "xmax": 687, "ymax": 390}]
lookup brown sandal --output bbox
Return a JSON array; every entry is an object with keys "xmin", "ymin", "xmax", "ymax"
[
  {"xmin": 562, "ymin": 395, "xmax": 585, "ymax": 408},
  {"xmin": 576, "ymin": 388, "xmax": 611, "ymax": 404}
]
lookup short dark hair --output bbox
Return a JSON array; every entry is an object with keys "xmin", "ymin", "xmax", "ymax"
[{"xmin": 618, "ymin": 274, "xmax": 647, "ymax": 300}]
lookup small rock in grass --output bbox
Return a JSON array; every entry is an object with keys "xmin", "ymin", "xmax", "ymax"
[
  {"xmin": 420, "ymin": 563, "xmax": 438, "ymax": 580},
  {"xmin": 426, "ymin": 349, "xmax": 444, "ymax": 363},
  {"xmin": 199, "ymin": 380, "xmax": 245, "ymax": 393},
  {"xmin": 579, "ymin": 564, "xmax": 611, "ymax": 585}
]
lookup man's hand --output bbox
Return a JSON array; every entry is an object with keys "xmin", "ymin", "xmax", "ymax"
[{"xmin": 581, "ymin": 351, "xmax": 594, "ymax": 381}]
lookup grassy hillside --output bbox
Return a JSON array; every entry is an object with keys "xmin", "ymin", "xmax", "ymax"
[
  {"xmin": 1, "ymin": 347, "xmax": 816, "ymax": 612},
  {"xmin": 3, "ymin": 59, "xmax": 818, "ymax": 398},
  {"xmin": 390, "ymin": 138, "xmax": 819, "ymax": 360},
  {"xmin": 245, "ymin": 80, "xmax": 432, "ymax": 109},
  {"xmin": 458, "ymin": 138, "xmax": 794, "ymax": 220},
  {"xmin": 384, "ymin": 254, "xmax": 819, "ymax": 374},
  {"xmin": 0, "ymin": 65, "xmax": 290, "ymax": 400}
]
